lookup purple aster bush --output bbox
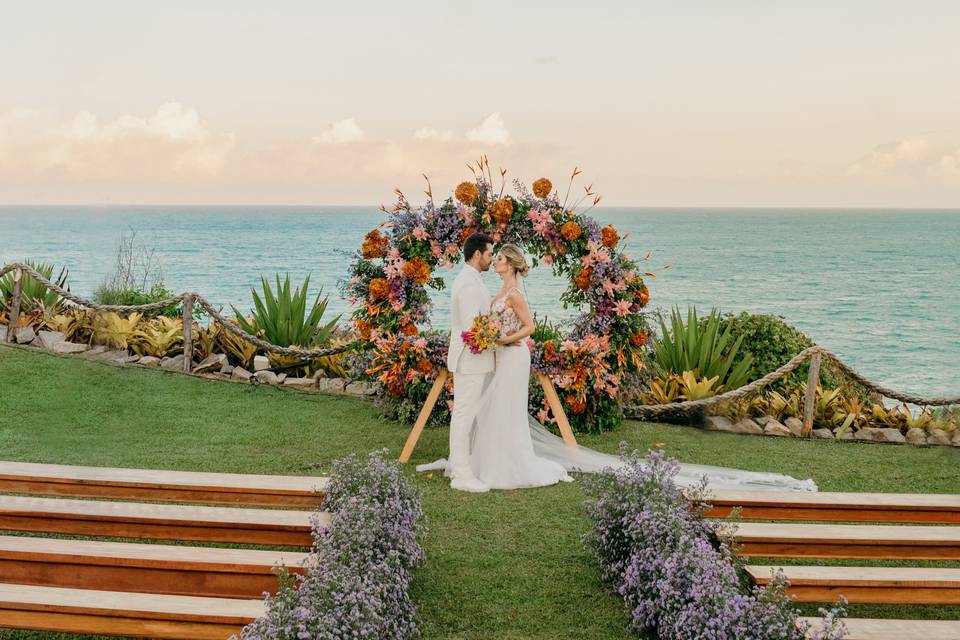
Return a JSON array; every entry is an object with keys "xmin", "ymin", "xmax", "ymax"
[
  {"xmin": 582, "ymin": 449, "xmax": 846, "ymax": 640},
  {"xmin": 239, "ymin": 449, "xmax": 427, "ymax": 640}
]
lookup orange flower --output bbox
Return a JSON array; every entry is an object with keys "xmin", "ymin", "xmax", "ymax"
[
  {"xmin": 630, "ymin": 331, "xmax": 648, "ymax": 347},
  {"xmin": 368, "ymin": 278, "xmax": 390, "ymax": 300},
  {"xmin": 416, "ymin": 358, "xmax": 433, "ymax": 375},
  {"xmin": 455, "ymin": 181, "xmax": 480, "ymax": 205},
  {"xmin": 400, "ymin": 323, "xmax": 419, "ymax": 336},
  {"xmin": 361, "ymin": 229, "xmax": 388, "ymax": 259},
  {"xmin": 638, "ymin": 285, "xmax": 650, "ymax": 306},
  {"xmin": 560, "ymin": 221, "xmax": 581, "ymax": 241},
  {"xmin": 565, "ymin": 394, "xmax": 586, "ymax": 415},
  {"xmin": 575, "ymin": 266, "xmax": 593, "ymax": 291},
  {"xmin": 601, "ymin": 225, "xmax": 619, "ymax": 248},
  {"xmin": 460, "ymin": 226, "xmax": 475, "ymax": 244},
  {"xmin": 355, "ymin": 319, "xmax": 372, "ymax": 340},
  {"xmin": 403, "ymin": 257, "xmax": 431, "ymax": 285},
  {"xmin": 492, "ymin": 198, "xmax": 513, "ymax": 224},
  {"xmin": 532, "ymin": 177, "xmax": 552, "ymax": 199}
]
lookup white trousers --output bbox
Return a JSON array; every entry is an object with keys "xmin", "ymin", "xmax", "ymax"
[{"xmin": 448, "ymin": 371, "xmax": 489, "ymax": 479}]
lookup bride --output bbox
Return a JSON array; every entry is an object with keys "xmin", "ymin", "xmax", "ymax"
[{"xmin": 420, "ymin": 243, "xmax": 817, "ymax": 493}]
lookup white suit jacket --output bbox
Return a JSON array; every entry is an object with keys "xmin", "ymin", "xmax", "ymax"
[{"xmin": 447, "ymin": 264, "xmax": 496, "ymax": 374}]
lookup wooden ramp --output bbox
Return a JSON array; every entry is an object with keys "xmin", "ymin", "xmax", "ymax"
[
  {"xmin": 0, "ymin": 460, "xmax": 327, "ymax": 507},
  {"xmin": 0, "ymin": 535, "xmax": 309, "ymax": 598},
  {"xmin": 0, "ymin": 495, "xmax": 318, "ymax": 546},
  {"xmin": 0, "ymin": 583, "xmax": 264, "ymax": 640},
  {"xmin": 798, "ymin": 616, "xmax": 960, "ymax": 640},
  {"xmin": 730, "ymin": 522, "xmax": 960, "ymax": 560},
  {"xmin": 748, "ymin": 565, "xmax": 960, "ymax": 604},
  {"xmin": 706, "ymin": 489, "xmax": 960, "ymax": 524}
]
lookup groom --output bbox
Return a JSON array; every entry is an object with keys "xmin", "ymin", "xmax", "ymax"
[{"xmin": 446, "ymin": 232, "xmax": 495, "ymax": 493}]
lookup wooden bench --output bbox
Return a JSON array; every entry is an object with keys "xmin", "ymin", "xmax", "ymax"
[
  {"xmin": 748, "ymin": 565, "xmax": 960, "ymax": 604},
  {"xmin": 0, "ymin": 583, "xmax": 263, "ymax": 640},
  {"xmin": 0, "ymin": 495, "xmax": 321, "ymax": 547},
  {"xmin": 798, "ymin": 616, "xmax": 960, "ymax": 640},
  {"xmin": 729, "ymin": 522, "xmax": 960, "ymax": 560},
  {"xmin": 0, "ymin": 535, "xmax": 309, "ymax": 599},
  {"xmin": 0, "ymin": 460, "xmax": 327, "ymax": 508},
  {"xmin": 705, "ymin": 489, "xmax": 960, "ymax": 524}
]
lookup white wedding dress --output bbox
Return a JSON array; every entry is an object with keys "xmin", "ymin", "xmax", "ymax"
[{"xmin": 419, "ymin": 290, "xmax": 817, "ymax": 493}]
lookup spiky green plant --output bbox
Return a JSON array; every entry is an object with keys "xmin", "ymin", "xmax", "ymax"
[
  {"xmin": 1, "ymin": 260, "xmax": 68, "ymax": 312},
  {"xmin": 231, "ymin": 274, "xmax": 340, "ymax": 348},
  {"xmin": 652, "ymin": 306, "xmax": 754, "ymax": 390}
]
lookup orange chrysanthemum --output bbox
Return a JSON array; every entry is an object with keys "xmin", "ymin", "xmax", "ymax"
[
  {"xmin": 560, "ymin": 221, "xmax": 581, "ymax": 241},
  {"xmin": 460, "ymin": 226, "xmax": 475, "ymax": 244},
  {"xmin": 368, "ymin": 278, "xmax": 390, "ymax": 300},
  {"xmin": 455, "ymin": 181, "xmax": 480, "ymax": 205},
  {"xmin": 403, "ymin": 257, "xmax": 431, "ymax": 285},
  {"xmin": 400, "ymin": 323, "xmax": 419, "ymax": 336},
  {"xmin": 416, "ymin": 358, "xmax": 433, "ymax": 375},
  {"xmin": 355, "ymin": 319, "xmax": 372, "ymax": 340},
  {"xmin": 601, "ymin": 225, "xmax": 619, "ymax": 248},
  {"xmin": 575, "ymin": 266, "xmax": 593, "ymax": 291},
  {"xmin": 638, "ymin": 285, "xmax": 650, "ymax": 306},
  {"xmin": 492, "ymin": 198, "xmax": 514, "ymax": 224},
  {"xmin": 532, "ymin": 177, "xmax": 552, "ymax": 199},
  {"xmin": 565, "ymin": 394, "xmax": 587, "ymax": 415},
  {"xmin": 630, "ymin": 331, "xmax": 649, "ymax": 347},
  {"xmin": 361, "ymin": 229, "xmax": 389, "ymax": 259}
]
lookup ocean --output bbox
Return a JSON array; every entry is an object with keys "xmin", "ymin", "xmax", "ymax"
[{"xmin": 2, "ymin": 206, "xmax": 957, "ymax": 397}]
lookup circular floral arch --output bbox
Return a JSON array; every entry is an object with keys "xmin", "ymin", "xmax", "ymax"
[{"xmin": 342, "ymin": 159, "xmax": 650, "ymax": 433}]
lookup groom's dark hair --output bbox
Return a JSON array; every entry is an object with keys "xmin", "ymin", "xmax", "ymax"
[{"xmin": 463, "ymin": 232, "xmax": 494, "ymax": 262}]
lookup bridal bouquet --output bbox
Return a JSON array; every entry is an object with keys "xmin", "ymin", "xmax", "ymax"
[{"xmin": 461, "ymin": 313, "xmax": 501, "ymax": 354}]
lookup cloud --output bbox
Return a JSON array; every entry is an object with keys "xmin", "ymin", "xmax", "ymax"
[
  {"xmin": 846, "ymin": 138, "xmax": 960, "ymax": 182},
  {"xmin": 314, "ymin": 117, "xmax": 365, "ymax": 144},
  {"xmin": 533, "ymin": 55, "xmax": 559, "ymax": 65},
  {"xmin": 465, "ymin": 113, "xmax": 511, "ymax": 145},
  {"xmin": 413, "ymin": 127, "xmax": 456, "ymax": 142}
]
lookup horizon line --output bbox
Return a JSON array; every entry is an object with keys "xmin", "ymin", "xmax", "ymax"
[{"xmin": 3, "ymin": 204, "xmax": 960, "ymax": 211}]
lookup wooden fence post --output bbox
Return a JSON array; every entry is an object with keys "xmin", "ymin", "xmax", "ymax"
[
  {"xmin": 5, "ymin": 268, "xmax": 23, "ymax": 343},
  {"xmin": 537, "ymin": 373, "xmax": 579, "ymax": 448},
  {"xmin": 400, "ymin": 368, "xmax": 448, "ymax": 463},
  {"xmin": 802, "ymin": 350, "xmax": 822, "ymax": 437},
  {"xmin": 182, "ymin": 294, "xmax": 193, "ymax": 373}
]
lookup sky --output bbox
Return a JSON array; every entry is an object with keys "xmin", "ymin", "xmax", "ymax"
[{"xmin": 1, "ymin": 1, "xmax": 959, "ymax": 207}]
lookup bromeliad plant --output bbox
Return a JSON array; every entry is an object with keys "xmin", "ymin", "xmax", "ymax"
[
  {"xmin": 130, "ymin": 316, "xmax": 183, "ymax": 358},
  {"xmin": 232, "ymin": 274, "xmax": 339, "ymax": 349},
  {"xmin": 1, "ymin": 260, "xmax": 69, "ymax": 319}
]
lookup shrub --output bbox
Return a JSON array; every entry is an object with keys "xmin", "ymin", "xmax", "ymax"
[
  {"xmin": 652, "ymin": 307, "xmax": 753, "ymax": 391},
  {"xmin": 231, "ymin": 274, "xmax": 339, "ymax": 348},
  {"xmin": 582, "ymin": 448, "xmax": 847, "ymax": 640},
  {"xmin": 239, "ymin": 449, "xmax": 426, "ymax": 640},
  {"xmin": 93, "ymin": 281, "xmax": 183, "ymax": 318},
  {"xmin": 1, "ymin": 260, "xmax": 69, "ymax": 313}
]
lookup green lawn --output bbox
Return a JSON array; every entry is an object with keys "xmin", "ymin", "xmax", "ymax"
[{"xmin": 0, "ymin": 344, "xmax": 958, "ymax": 639}]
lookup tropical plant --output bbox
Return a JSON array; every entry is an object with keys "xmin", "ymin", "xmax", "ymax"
[
  {"xmin": 131, "ymin": 316, "xmax": 183, "ymax": 358},
  {"xmin": 92, "ymin": 312, "xmax": 142, "ymax": 350},
  {"xmin": 642, "ymin": 375, "xmax": 683, "ymax": 405},
  {"xmin": 46, "ymin": 309, "xmax": 95, "ymax": 343},
  {"xmin": 0, "ymin": 260, "xmax": 68, "ymax": 313},
  {"xmin": 679, "ymin": 371, "xmax": 721, "ymax": 400},
  {"xmin": 652, "ymin": 306, "xmax": 753, "ymax": 391},
  {"xmin": 531, "ymin": 314, "xmax": 562, "ymax": 343},
  {"xmin": 193, "ymin": 323, "xmax": 221, "ymax": 361},
  {"xmin": 307, "ymin": 337, "xmax": 352, "ymax": 378},
  {"xmin": 94, "ymin": 281, "xmax": 183, "ymax": 318},
  {"xmin": 217, "ymin": 320, "xmax": 259, "ymax": 369},
  {"xmin": 232, "ymin": 274, "xmax": 339, "ymax": 348}
]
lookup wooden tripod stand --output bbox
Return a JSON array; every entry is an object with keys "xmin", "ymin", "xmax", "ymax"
[{"xmin": 398, "ymin": 368, "xmax": 579, "ymax": 463}]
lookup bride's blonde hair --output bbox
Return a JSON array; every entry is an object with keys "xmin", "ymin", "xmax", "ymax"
[{"xmin": 499, "ymin": 243, "xmax": 530, "ymax": 277}]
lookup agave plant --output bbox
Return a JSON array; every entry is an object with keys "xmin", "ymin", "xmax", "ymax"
[
  {"xmin": 0, "ymin": 260, "xmax": 69, "ymax": 313},
  {"xmin": 652, "ymin": 306, "xmax": 753, "ymax": 391},
  {"xmin": 92, "ymin": 311, "xmax": 142, "ymax": 350},
  {"xmin": 131, "ymin": 316, "xmax": 183, "ymax": 358},
  {"xmin": 231, "ymin": 274, "xmax": 339, "ymax": 349}
]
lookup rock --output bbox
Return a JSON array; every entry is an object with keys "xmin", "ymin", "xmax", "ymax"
[
  {"xmin": 84, "ymin": 345, "xmax": 109, "ymax": 357},
  {"xmin": 36, "ymin": 330, "xmax": 66, "ymax": 349},
  {"xmin": 14, "ymin": 327, "xmax": 37, "ymax": 344},
  {"xmin": 311, "ymin": 369, "xmax": 328, "ymax": 380},
  {"xmin": 704, "ymin": 416, "xmax": 734, "ymax": 432},
  {"xmin": 231, "ymin": 367, "xmax": 253, "ymax": 382},
  {"xmin": 138, "ymin": 356, "xmax": 161, "ymax": 367},
  {"xmin": 316, "ymin": 378, "xmax": 348, "ymax": 394},
  {"xmin": 853, "ymin": 427, "xmax": 879, "ymax": 442},
  {"xmin": 812, "ymin": 428, "xmax": 834, "ymax": 439},
  {"xmin": 220, "ymin": 363, "xmax": 234, "ymax": 375},
  {"xmin": 284, "ymin": 377, "xmax": 316, "ymax": 388},
  {"xmin": 874, "ymin": 428, "xmax": 905, "ymax": 444},
  {"xmin": 784, "ymin": 417, "xmax": 804, "ymax": 436},
  {"xmin": 50, "ymin": 341, "xmax": 89, "ymax": 354},
  {"xmin": 927, "ymin": 428, "xmax": 952, "ymax": 446},
  {"xmin": 160, "ymin": 354, "xmax": 187, "ymax": 371},
  {"xmin": 0, "ymin": 326, "xmax": 6, "ymax": 341},
  {"xmin": 254, "ymin": 370, "xmax": 280, "ymax": 385},
  {"xmin": 835, "ymin": 429, "xmax": 853, "ymax": 440},
  {"xmin": 193, "ymin": 354, "xmax": 227, "ymax": 374},
  {"xmin": 731, "ymin": 418, "xmax": 764, "ymax": 435},
  {"xmin": 763, "ymin": 421, "xmax": 792, "ymax": 437},
  {"xmin": 905, "ymin": 428, "xmax": 927, "ymax": 446},
  {"xmin": 253, "ymin": 356, "xmax": 270, "ymax": 371},
  {"xmin": 754, "ymin": 415, "xmax": 775, "ymax": 426},
  {"xmin": 953, "ymin": 432, "xmax": 960, "ymax": 447},
  {"xmin": 213, "ymin": 372, "xmax": 233, "ymax": 380},
  {"xmin": 277, "ymin": 373, "xmax": 288, "ymax": 384},
  {"xmin": 344, "ymin": 381, "xmax": 375, "ymax": 397},
  {"xmin": 120, "ymin": 354, "xmax": 140, "ymax": 364},
  {"xmin": 98, "ymin": 349, "xmax": 131, "ymax": 363}
]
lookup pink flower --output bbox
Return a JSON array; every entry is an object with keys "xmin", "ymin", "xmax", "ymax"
[
  {"xmin": 492, "ymin": 231, "xmax": 502, "ymax": 242},
  {"xmin": 561, "ymin": 339, "xmax": 577, "ymax": 352},
  {"xmin": 525, "ymin": 337, "xmax": 535, "ymax": 350},
  {"xmin": 537, "ymin": 408, "xmax": 549, "ymax": 423},
  {"xmin": 614, "ymin": 299, "xmax": 632, "ymax": 316},
  {"xmin": 391, "ymin": 300, "xmax": 405, "ymax": 312},
  {"xmin": 388, "ymin": 247, "xmax": 401, "ymax": 261},
  {"xmin": 430, "ymin": 242, "xmax": 443, "ymax": 257},
  {"xmin": 544, "ymin": 255, "xmax": 553, "ymax": 265},
  {"xmin": 601, "ymin": 279, "xmax": 616, "ymax": 297},
  {"xmin": 413, "ymin": 226, "xmax": 428, "ymax": 241},
  {"xmin": 581, "ymin": 255, "xmax": 596, "ymax": 268},
  {"xmin": 446, "ymin": 243, "xmax": 459, "ymax": 256},
  {"xmin": 413, "ymin": 337, "xmax": 428, "ymax": 350}
]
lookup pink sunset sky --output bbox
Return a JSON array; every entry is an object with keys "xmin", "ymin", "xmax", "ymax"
[{"xmin": 2, "ymin": 1, "xmax": 959, "ymax": 207}]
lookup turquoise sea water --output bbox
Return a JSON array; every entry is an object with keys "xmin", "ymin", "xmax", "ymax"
[{"xmin": 2, "ymin": 206, "xmax": 957, "ymax": 397}]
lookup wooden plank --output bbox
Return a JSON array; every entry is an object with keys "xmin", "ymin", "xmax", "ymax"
[
  {"xmin": 536, "ymin": 373, "xmax": 579, "ymax": 449},
  {"xmin": 801, "ymin": 351, "xmax": 821, "ymax": 436},
  {"xmin": 0, "ymin": 495, "xmax": 321, "ymax": 547},
  {"xmin": 798, "ymin": 616, "xmax": 960, "ymax": 640},
  {"xmin": 182, "ymin": 294, "xmax": 194, "ymax": 373},
  {"xmin": 5, "ymin": 268, "xmax": 22, "ymax": 343},
  {"xmin": 400, "ymin": 368, "xmax": 448, "ymax": 463},
  {"xmin": 749, "ymin": 565, "xmax": 960, "ymax": 604},
  {"xmin": 730, "ymin": 522, "xmax": 960, "ymax": 560},
  {"xmin": 0, "ymin": 460, "xmax": 327, "ymax": 507},
  {"xmin": 704, "ymin": 489, "xmax": 960, "ymax": 524},
  {"xmin": 0, "ymin": 583, "xmax": 263, "ymax": 640},
  {"xmin": 0, "ymin": 535, "xmax": 309, "ymax": 598}
]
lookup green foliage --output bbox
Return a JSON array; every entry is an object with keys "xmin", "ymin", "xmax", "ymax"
[
  {"xmin": 531, "ymin": 314, "xmax": 562, "ymax": 343},
  {"xmin": 93, "ymin": 281, "xmax": 184, "ymax": 318},
  {"xmin": 0, "ymin": 260, "xmax": 68, "ymax": 312},
  {"xmin": 652, "ymin": 306, "xmax": 753, "ymax": 390},
  {"xmin": 232, "ymin": 273, "xmax": 340, "ymax": 348}
]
